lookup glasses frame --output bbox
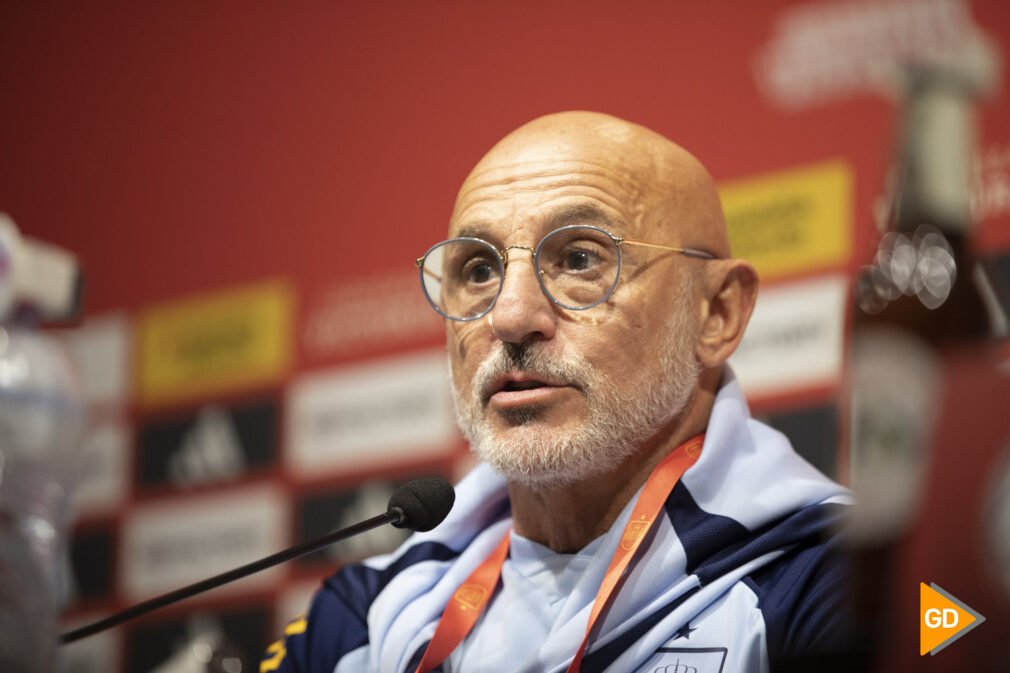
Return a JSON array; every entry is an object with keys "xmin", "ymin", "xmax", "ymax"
[{"xmin": 415, "ymin": 224, "xmax": 718, "ymax": 322}]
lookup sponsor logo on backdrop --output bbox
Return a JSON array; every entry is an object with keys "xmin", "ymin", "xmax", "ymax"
[
  {"xmin": 755, "ymin": 0, "xmax": 977, "ymax": 108},
  {"xmin": 58, "ymin": 313, "xmax": 132, "ymax": 407},
  {"xmin": 297, "ymin": 480, "xmax": 414, "ymax": 567},
  {"xmin": 730, "ymin": 274, "xmax": 848, "ymax": 398},
  {"xmin": 73, "ymin": 421, "xmax": 129, "ymax": 515},
  {"xmin": 120, "ymin": 485, "xmax": 285, "ymax": 601},
  {"xmin": 137, "ymin": 398, "xmax": 278, "ymax": 490},
  {"xmin": 287, "ymin": 350, "xmax": 458, "ymax": 477},
  {"xmin": 167, "ymin": 406, "xmax": 246, "ymax": 486},
  {"xmin": 137, "ymin": 280, "xmax": 292, "ymax": 406},
  {"xmin": 720, "ymin": 161, "xmax": 852, "ymax": 281},
  {"xmin": 303, "ymin": 268, "xmax": 443, "ymax": 361}
]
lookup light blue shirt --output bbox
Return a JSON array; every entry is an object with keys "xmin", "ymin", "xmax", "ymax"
[{"xmin": 447, "ymin": 530, "xmax": 604, "ymax": 673}]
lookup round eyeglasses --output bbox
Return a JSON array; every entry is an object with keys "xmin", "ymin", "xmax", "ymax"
[{"xmin": 416, "ymin": 224, "xmax": 717, "ymax": 321}]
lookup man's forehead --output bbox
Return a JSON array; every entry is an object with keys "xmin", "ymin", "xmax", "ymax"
[
  {"xmin": 451, "ymin": 202, "xmax": 620, "ymax": 241},
  {"xmin": 447, "ymin": 111, "xmax": 730, "ymax": 255},
  {"xmin": 449, "ymin": 153, "xmax": 646, "ymax": 240},
  {"xmin": 460, "ymin": 127, "xmax": 646, "ymax": 196}
]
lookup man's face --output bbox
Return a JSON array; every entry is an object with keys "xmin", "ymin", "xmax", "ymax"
[{"xmin": 446, "ymin": 145, "xmax": 702, "ymax": 488}]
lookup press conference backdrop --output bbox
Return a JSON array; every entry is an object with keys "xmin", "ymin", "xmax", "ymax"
[{"xmin": 2, "ymin": 1, "xmax": 1010, "ymax": 671}]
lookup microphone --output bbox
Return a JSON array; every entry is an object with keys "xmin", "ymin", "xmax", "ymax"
[
  {"xmin": 60, "ymin": 476, "xmax": 455, "ymax": 645},
  {"xmin": 387, "ymin": 476, "xmax": 455, "ymax": 532}
]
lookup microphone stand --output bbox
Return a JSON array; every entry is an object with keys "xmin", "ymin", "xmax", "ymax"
[{"xmin": 61, "ymin": 509, "xmax": 403, "ymax": 644}]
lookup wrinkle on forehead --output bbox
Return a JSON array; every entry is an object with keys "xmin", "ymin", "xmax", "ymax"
[{"xmin": 451, "ymin": 111, "xmax": 730, "ymax": 257}]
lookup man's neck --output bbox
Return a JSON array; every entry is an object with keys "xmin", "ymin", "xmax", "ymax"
[{"xmin": 507, "ymin": 376, "xmax": 717, "ymax": 553}]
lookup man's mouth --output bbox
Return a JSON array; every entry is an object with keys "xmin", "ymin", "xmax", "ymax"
[
  {"xmin": 501, "ymin": 379, "xmax": 547, "ymax": 392},
  {"xmin": 483, "ymin": 372, "xmax": 574, "ymax": 407}
]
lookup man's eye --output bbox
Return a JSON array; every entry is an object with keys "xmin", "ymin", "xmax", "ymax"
[
  {"xmin": 463, "ymin": 260, "xmax": 497, "ymax": 284},
  {"xmin": 563, "ymin": 248, "xmax": 599, "ymax": 271}
]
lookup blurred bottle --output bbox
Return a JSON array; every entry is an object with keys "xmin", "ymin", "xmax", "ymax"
[
  {"xmin": 0, "ymin": 215, "xmax": 86, "ymax": 673},
  {"xmin": 847, "ymin": 34, "xmax": 1004, "ymax": 670},
  {"xmin": 850, "ymin": 47, "xmax": 999, "ymax": 545},
  {"xmin": 0, "ymin": 327, "xmax": 86, "ymax": 673}
]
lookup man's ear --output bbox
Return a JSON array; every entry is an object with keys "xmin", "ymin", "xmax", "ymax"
[{"xmin": 695, "ymin": 259, "xmax": 759, "ymax": 368}]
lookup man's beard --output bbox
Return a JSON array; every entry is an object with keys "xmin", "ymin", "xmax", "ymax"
[{"xmin": 449, "ymin": 286, "xmax": 701, "ymax": 490}]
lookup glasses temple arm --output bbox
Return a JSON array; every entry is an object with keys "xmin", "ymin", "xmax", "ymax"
[
  {"xmin": 618, "ymin": 238, "xmax": 718, "ymax": 260},
  {"xmin": 417, "ymin": 261, "xmax": 444, "ymax": 283}
]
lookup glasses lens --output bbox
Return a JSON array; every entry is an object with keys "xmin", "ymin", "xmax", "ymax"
[
  {"xmin": 420, "ymin": 239, "xmax": 503, "ymax": 320},
  {"xmin": 537, "ymin": 226, "xmax": 620, "ymax": 309}
]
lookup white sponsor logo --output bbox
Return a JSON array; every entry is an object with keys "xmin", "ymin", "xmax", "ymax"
[
  {"xmin": 73, "ymin": 421, "xmax": 129, "ymax": 515},
  {"xmin": 730, "ymin": 275, "xmax": 847, "ymax": 398},
  {"xmin": 168, "ymin": 405, "xmax": 248, "ymax": 487},
  {"xmin": 302, "ymin": 268, "xmax": 443, "ymax": 360},
  {"xmin": 58, "ymin": 313, "xmax": 131, "ymax": 407},
  {"xmin": 287, "ymin": 350, "xmax": 458, "ymax": 476},
  {"xmin": 121, "ymin": 485, "xmax": 285, "ymax": 601},
  {"xmin": 754, "ymin": 0, "xmax": 976, "ymax": 109},
  {"xmin": 325, "ymin": 481, "xmax": 411, "ymax": 562}
]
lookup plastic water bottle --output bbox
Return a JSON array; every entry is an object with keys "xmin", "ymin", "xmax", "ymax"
[{"xmin": 0, "ymin": 324, "xmax": 86, "ymax": 673}]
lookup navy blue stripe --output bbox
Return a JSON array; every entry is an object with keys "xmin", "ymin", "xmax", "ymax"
[
  {"xmin": 404, "ymin": 640, "xmax": 438, "ymax": 672},
  {"xmin": 664, "ymin": 482, "xmax": 749, "ymax": 575},
  {"xmin": 576, "ymin": 491, "xmax": 847, "ymax": 671},
  {"xmin": 326, "ymin": 541, "xmax": 460, "ymax": 626},
  {"xmin": 693, "ymin": 503, "xmax": 846, "ymax": 586},
  {"xmin": 743, "ymin": 534, "xmax": 851, "ymax": 657},
  {"xmin": 580, "ymin": 586, "xmax": 700, "ymax": 673},
  {"xmin": 294, "ymin": 541, "xmax": 459, "ymax": 672},
  {"xmin": 664, "ymin": 482, "xmax": 847, "ymax": 586}
]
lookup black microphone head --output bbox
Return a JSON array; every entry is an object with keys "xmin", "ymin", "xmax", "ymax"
[{"xmin": 388, "ymin": 476, "xmax": 455, "ymax": 532}]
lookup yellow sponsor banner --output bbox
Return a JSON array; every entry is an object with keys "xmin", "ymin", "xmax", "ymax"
[
  {"xmin": 720, "ymin": 160, "xmax": 852, "ymax": 280},
  {"xmin": 138, "ymin": 280, "xmax": 293, "ymax": 406}
]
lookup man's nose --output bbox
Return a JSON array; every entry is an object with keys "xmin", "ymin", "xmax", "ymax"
[{"xmin": 489, "ymin": 249, "xmax": 558, "ymax": 344}]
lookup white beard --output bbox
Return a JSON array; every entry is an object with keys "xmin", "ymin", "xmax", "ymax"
[{"xmin": 449, "ymin": 283, "xmax": 701, "ymax": 490}]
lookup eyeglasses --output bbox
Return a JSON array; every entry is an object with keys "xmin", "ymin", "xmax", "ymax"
[{"xmin": 416, "ymin": 224, "xmax": 717, "ymax": 321}]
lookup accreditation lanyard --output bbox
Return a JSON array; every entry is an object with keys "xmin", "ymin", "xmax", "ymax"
[{"xmin": 413, "ymin": 434, "xmax": 704, "ymax": 673}]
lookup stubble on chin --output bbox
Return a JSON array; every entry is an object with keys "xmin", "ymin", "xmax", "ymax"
[{"xmin": 496, "ymin": 404, "xmax": 547, "ymax": 426}]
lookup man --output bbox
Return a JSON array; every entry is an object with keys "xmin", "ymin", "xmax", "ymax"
[{"xmin": 262, "ymin": 112, "xmax": 850, "ymax": 673}]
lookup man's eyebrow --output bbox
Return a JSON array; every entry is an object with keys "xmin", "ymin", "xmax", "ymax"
[
  {"xmin": 454, "ymin": 224, "xmax": 490, "ymax": 240},
  {"xmin": 545, "ymin": 204, "xmax": 615, "ymax": 230},
  {"xmin": 453, "ymin": 205, "xmax": 616, "ymax": 241}
]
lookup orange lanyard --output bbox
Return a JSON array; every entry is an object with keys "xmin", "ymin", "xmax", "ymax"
[{"xmin": 414, "ymin": 434, "xmax": 704, "ymax": 673}]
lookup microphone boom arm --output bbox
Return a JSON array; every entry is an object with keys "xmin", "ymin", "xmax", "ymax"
[{"xmin": 60, "ymin": 508, "xmax": 405, "ymax": 645}]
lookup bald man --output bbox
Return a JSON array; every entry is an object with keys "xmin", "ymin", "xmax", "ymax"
[{"xmin": 263, "ymin": 113, "xmax": 851, "ymax": 673}]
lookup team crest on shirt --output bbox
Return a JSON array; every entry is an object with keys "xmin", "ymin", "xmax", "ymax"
[
  {"xmin": 621, "ymin": 517, "xmax": 652, "ymax": 550},
  {"xmin": 454, "ymin": 584, "xmax": 488, "ymax": 611},
  {"xmin": 648, "ymin": 647, "xmax": 727, "ymax": 673}
]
